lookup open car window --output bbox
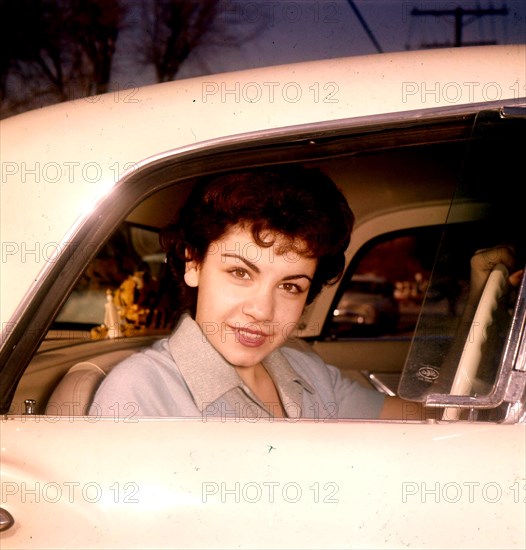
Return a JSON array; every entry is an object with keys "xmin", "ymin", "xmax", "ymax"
[{"xmin": 4, "ymin": 103, "xmax": 525, "ymax": 421}]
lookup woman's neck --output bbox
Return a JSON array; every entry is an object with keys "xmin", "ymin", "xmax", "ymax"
[{"xmin": 234, "ymin": 363, "xmax": 285, "ymax": 418}]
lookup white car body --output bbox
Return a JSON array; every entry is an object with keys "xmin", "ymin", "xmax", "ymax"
[{"xmin": 1, "ymin": 45, "xmax": 525, "ymax": 549}]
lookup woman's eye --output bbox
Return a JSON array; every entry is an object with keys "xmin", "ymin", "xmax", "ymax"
[
  {"xmin": 230, "ymin": 268, "xmax": 249, "ymax": 280},
  {"xmin": 280, "ymin": 282, "xmax": 302, "ymax": 294}
]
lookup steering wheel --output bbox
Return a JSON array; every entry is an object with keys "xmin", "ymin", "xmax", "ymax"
[{"xmin": 443, "ymin": 263, "xmax": 509, "ymax": 420}]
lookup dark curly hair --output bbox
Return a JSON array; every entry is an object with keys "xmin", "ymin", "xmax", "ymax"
[{"xmin": 160, "ymin": 166, "xmax": 354, "ymax": 318}]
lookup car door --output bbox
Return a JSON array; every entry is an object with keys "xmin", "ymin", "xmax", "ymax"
[{"xmin": 1, "ymin": 101, "xmax": 525, "ymax": 549}]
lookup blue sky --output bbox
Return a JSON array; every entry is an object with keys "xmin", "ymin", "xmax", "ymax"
[
  {"xmin": 180, "ymin": 0, "xmax": 525, "ymax": 76},
  {"xmin": 114, "ymin": 0, "xmax": 525, "ymax": 85}
]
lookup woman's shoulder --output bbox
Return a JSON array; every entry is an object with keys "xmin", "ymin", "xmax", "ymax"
[
  {"xmin": 97, "ymin": 336, "xmax": 179, "ymax": 390},
  {"xmin": 280, "ymin": 338, "xmax": 385, "ymax": 419},
  {"xmin": 280, "ymin": 338, "xmax": 339, "ymax": 383},
  {"xmin": 89, "ymin": 336, "xmax": 188, "ymax": 417}
]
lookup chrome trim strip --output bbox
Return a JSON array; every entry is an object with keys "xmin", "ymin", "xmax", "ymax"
[{"xmin": 1, "ymin": 98, "xmax": 523, "ymax": 412}]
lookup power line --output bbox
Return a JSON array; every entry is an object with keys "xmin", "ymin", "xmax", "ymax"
[
  {"xmin": 411, "ymin": 4, "xmax": 509, "ymax": 48},
  {"xmin": 346, "ymin": 0, "xmax": 383, "ymax": 53}
]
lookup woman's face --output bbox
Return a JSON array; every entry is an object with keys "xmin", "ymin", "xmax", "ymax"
[{"xmin": 186, "ymin": 225, "xmax": 317, "ymax": 369}]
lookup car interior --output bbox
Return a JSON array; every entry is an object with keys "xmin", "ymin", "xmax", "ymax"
[{"xmin": 5, "ymin": 105, "xmax": 525, "ymax": 421}]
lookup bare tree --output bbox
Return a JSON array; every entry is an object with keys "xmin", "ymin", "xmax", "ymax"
[
  {"xmin": 139, "ymin": 0, "xmax": 216, "ymax": 82},
  {"xmin": 1, "ymin": 0, "xmax": 264, "ymax": 117},
  {"xmin": 0, "ymin": 0, "xmax": 23, "ymax": 101},
  {"xmin": 71, "ymin": 0, "xmax": 125, "ymax": 95},
  {"xmin": 1, "ymin": 0, "xmax": 125, "ymax": 116},
  {"xmin": 138, "ymin": 0, "xmax": 265, "ymax": 82},
  {"xmin": 1, "ymin": 0, "xmax": 80, "ymax": 106}
]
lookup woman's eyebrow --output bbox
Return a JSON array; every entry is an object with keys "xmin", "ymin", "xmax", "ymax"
[
  {"xmin": 222, "ymin": 253, "xmax": 312, "ymax": 282},
  {"xmin": 222, "ymin": 253, "xmax": 260, "ymax": 273},
  {"xmin": 282, "ymin": 274, "xmax": 313, "ymax": 283}
]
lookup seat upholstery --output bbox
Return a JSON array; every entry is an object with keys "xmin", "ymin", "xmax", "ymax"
[{"xmin": 45, "ymin": 349, "xmax": 136, "ymax": 416}]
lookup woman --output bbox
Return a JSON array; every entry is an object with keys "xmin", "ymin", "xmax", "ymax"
[
  {"xmin": 89, "ymin": 166, "xmax": 396, "ymax": 419},
  {"xmin": 90, "ymin": 167, "xmax": 522, "ymax": 420}
]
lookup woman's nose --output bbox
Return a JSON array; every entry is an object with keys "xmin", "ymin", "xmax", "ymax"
[{"xmin": 242, "ymin": 286, "xmax": 274, "ymax": 321}]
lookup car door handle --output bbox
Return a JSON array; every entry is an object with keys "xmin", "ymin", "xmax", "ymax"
[{"xmin": 0, "ymin": 507, "xmax": 14, "ymax": 532}]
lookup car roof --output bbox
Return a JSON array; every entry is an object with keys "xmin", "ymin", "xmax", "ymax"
[{"xmin": 1, "ymin": 44, "xmax": 525, "ymax": 328}]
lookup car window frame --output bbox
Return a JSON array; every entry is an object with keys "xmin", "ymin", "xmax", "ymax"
[{"xmin": 0, "ymin": 100, "xmax": 523, "ymax": 414}]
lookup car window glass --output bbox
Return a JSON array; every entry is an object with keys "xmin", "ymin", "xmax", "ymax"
[
  {"xmin": 326, "ymin": 226, "xmax": 443, "ymax": 340},
  {"xmin": 52, "ymin": 224, "xmax": 175, "ymax": 338},
  {"xmin": 399, "ymin": 111, "xmax": 525, "ymax": 403}
]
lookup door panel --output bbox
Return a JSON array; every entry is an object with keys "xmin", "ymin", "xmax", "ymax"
[{"xmin": 1, "ymin": 418, "xmax": 524, "ymax": 549}]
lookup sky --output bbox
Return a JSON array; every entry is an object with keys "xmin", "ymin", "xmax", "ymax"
[
  {"xmin": 125, "ymin": 0, "xmax": 526, "ymax": 82},
  {"xmin": 5, "ymin": 0, "xmax": 524, "ymax": 111}
]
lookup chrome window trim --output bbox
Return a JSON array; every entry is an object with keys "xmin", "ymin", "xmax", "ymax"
[{"xmin": 1, "ymin": 98, "xmax": 524, "ymax": 413}]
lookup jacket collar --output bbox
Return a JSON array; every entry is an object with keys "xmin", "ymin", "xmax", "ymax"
[{"xmin": 168, "ymin": 313, "xmax": 314, "ymax": 417}]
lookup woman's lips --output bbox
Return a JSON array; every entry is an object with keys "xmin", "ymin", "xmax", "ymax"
[{"xmin": 230, "ymin": 325, "xmax": 268, "ymax": 347}]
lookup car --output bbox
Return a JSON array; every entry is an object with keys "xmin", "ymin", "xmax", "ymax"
[
  {"xmin": 331, "ymin": 273, "xmax": 400, "ymax": 334},
  {"xmin": 1, "ymin": 45, "xmax": 525, "ymax": 549}
]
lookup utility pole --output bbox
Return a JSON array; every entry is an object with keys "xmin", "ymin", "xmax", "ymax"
[{"xmin": 411, "ymin": 5, "xmax": 509, "ymax": 48}]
